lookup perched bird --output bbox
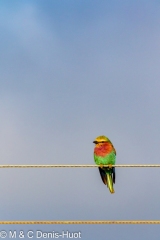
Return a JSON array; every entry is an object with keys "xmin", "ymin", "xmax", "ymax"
[{"xmin": 93, "ymin": 135, "xmax": 116, "ymax": 194}]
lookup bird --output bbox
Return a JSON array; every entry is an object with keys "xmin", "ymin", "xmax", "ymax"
[{"xmin": 93, "ymin": 135, "xmax": 116, "ymax": 194}]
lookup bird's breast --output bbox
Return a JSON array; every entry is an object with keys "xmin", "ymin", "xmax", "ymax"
[{"xmin": 94, "ymin": 143, "xmax": 113, "ymax": 157}]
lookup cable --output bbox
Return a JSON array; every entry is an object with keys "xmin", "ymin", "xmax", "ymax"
[
  {"xmin": 0, "ymin": 164, "xmax": 160, "ymax": 168},
  {"xmin": 0, "ymin": 220, "xmax": 160, "ymax": 224}
]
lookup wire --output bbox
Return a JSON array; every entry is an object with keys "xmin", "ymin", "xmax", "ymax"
[
  {"xmin": 0, "ymin": 220, "xmax": 160, "ymax": 224},
  {"xmin": 0, "ymin": 164, "xmax": 160, "ymax": 168}
]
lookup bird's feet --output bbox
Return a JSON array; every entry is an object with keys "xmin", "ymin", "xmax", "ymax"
[
  {"xmin": 99, "ymin": 164, "xmax": 104, "ymax": 169},
  {"xmin": 108, "ymin": 164, "xmax": 113, "ymax": 169}
]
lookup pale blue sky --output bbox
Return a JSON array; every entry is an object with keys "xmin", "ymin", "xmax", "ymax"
[{"xmin": 0, "ymin": 1, "xmax": 160, "ymax": 239}]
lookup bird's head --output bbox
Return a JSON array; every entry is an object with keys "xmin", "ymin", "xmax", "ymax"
[{"xmin": 93, "ymin": 135, "xmax": 110, "ymax": 146}]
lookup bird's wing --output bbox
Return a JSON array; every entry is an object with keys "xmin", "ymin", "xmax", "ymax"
[
  {"xmin": 98, "ymin": 167, "xmax": 108, "ymax": 185},
  {"xmin": 112, "ymin": 167, "xmax": 116, "ymax": 184}
]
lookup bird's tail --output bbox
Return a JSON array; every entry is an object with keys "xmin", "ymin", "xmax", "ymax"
[{"xmin": 106, "ymin": 173, "xmax": 115, "ymax": 194}]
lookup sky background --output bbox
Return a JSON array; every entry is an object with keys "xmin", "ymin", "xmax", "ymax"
[{"xmin": 0, "ymin": 0, "xmax": 160, "ymax": 239}]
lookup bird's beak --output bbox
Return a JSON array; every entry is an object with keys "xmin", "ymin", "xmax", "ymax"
[{"xmin": 93, "ymin": 141, "xmax": 97, "ymax": 144}]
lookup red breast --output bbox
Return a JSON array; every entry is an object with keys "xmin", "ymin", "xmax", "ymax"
[{"xmin": 94, "ymin": 142, "xmax": 113, "ymax": 157}]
